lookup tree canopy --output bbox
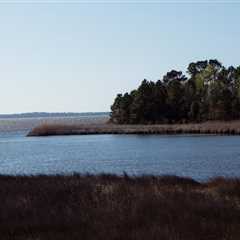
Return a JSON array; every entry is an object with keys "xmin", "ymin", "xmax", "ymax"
[{"xmin": 110, "ymin": 59, "xmax": 240, "ymax": 124}]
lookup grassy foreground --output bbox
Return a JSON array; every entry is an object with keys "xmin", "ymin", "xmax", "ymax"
[
  {"xmin": 27, "ymin": 121, "xmax": 240, "ymax": 136},
  {"xmin": 1, "ymin": 174, "xmax": 240, "ymax": 240}
]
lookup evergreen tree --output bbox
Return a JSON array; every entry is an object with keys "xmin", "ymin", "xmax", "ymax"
[{"xmin": 110, "ymin": 60, "xmax": 240, "ymax": 124}]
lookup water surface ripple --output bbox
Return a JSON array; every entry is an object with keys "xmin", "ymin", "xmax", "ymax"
[{"xmin": 0, "ymin": 131, "xmax": 240, "ymax": 180}]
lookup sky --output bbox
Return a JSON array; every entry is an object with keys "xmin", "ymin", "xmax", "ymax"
[{"xmin": 0, "ymin": 1, "xmax": 240, "ymax": 114}]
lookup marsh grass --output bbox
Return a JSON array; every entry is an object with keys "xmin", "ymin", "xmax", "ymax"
[
  {"xmin": 27, "ymin": 121, "xmax": 240, "ymax": 136},
  {"xmin": 1, "ymin": 174, "xmax": 240, "ymax": 239}
]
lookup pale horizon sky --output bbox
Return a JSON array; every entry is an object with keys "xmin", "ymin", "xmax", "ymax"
[{"xmin": 0, "ymin": 1, "xmax": 240, "ymax": 114}]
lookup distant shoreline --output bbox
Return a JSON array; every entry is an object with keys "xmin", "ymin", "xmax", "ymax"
[
  {"xmin": 0, "ymin": 112, "xmax": 109, "ymax": 119},
  {"xmin": 0, "ymin": 114, "xmax": 109, "ymax": 133},
  {"xmin": 27, "ymin": 120, "xmax": 240, "ymax": 136}
]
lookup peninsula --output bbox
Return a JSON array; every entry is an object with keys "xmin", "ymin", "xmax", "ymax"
[{"xmin": 28, "ymin": 59, "xmax": 240, "ymax": 137}]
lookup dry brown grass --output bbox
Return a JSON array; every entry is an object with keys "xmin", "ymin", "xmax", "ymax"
[
  {"xmin": 1, "ymin": 174, "xmax": 240, "ymax": 240},
  {"xmin": 27, "ymin": 120, "xmax": 240, "ymax": 136}
]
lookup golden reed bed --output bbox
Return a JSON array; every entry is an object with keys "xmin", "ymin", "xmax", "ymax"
[{"xmin": 27, "ymin": 121, "xmax": 240, "ymax": 136}]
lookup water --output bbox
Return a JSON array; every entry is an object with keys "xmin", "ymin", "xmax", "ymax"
[{"xmin": 1, "ymin": 130, "xmax": 240, "ymax": 180}]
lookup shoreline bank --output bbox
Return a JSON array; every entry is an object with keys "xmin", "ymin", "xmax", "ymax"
[
  {"xmin": 27, "ymin": 121, "xmax": 240, "ymax": 136},
  {"xmin": 1, "ymin": 174, "xmax": 240, "ymax": 239}
]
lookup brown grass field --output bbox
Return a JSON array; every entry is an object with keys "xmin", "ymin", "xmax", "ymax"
[
  {"xmin": 28, "ymin": 120, "xmax": 240, "ymax": 136},
  {"xmin": 1, "ymin": 174, "xmax": 240, "ymax": 240}
]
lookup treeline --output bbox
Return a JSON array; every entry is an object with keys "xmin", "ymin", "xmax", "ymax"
[{"xmin": 110, "ymin": 59, "xmax": 240, "ymax": 124}]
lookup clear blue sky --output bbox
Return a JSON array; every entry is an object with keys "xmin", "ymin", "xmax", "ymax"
[{"xmin": 0, "ymin": 1, "xmax": 240, "ymax": 113}]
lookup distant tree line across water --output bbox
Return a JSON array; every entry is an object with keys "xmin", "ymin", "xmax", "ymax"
[
  {"xmin": 110, "ymin": 60, "xmax": 240, "ymax": 124},
  {"xmin": 0, "ymin": 112, "xmax": 109, "ymax": 119}
]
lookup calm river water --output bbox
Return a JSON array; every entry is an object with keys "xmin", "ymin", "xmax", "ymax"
[{"xmin": 1, "ymin": 130, "xmax": 240, "ymax": 180}]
